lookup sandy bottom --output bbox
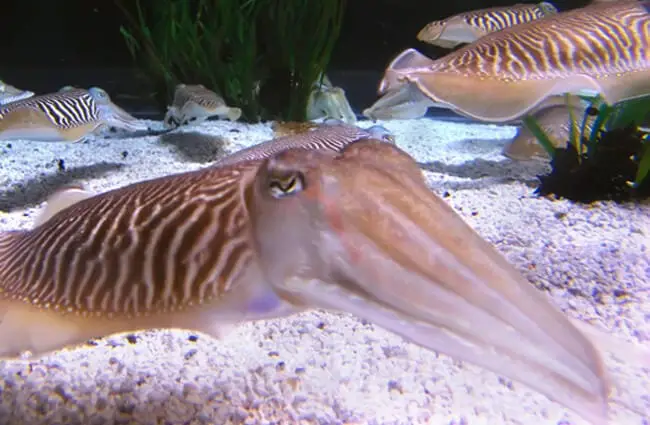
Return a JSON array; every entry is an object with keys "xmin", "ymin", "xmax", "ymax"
[{"xmin": 0, "ymin": 118, "xmax": 648, "ymax": 425}]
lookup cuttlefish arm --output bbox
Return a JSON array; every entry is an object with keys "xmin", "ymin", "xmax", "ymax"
[
  {"xmin": 246, "ymin": 140, "xmax": 649, "ymax": 425},
  {"xmin": 386, "ymin": 1, "xmax": 650, "ymax": 123},
  {"xmin": 363, "ymin": 82, "xmax": 437, "ymax": 121}
]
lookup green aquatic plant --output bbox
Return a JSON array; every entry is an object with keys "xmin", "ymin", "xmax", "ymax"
[
  {"xmin": 530, "ymin": 94, "xmax": 650, "ymax": 202},
  {"xmin": 115, "ymin": 0, "xmax": 346, "ymax": 122},
  {"xmin": 261, "ymin": 0, "xmax": 347, "ymax": 121},
  {"xmin": 524, "ymin": 94, "xmax": 650, "ymax": 187},
  {"xmin": 116, "ymin": 0, "xmax": 265, "ymax": 121}
]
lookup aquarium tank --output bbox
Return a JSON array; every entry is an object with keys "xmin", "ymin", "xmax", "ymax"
[{"xmin": 0, "ymin": 1, "xmax": 648, "ymax": 425}]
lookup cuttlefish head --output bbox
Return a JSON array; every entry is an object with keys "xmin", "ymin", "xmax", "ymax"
[
  {"xmin": 246, "ymin": 139, "xmax": 611, "ymax": 425},
  {"xmin": 88, "ymin": 87, "xmax": 150, "ymax": 133}
]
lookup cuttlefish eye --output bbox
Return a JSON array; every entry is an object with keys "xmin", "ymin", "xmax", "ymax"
[{"xmin": 268, "ymin": 171, "xmax": 305, "ymax": 198}]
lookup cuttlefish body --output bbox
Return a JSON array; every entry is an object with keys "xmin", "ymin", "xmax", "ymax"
[
  {"xmin": 0, "ymin": 80, "xmax": 34, "ymax": 105},
  {"xmin": 215, "ymin": 120, "xmax": 394, "ymax": 167},
  {"xmin": 164, "ymin": 84, "xmax": 242, "ymax": 129},
  {"xmin": 0, "ymin": 87, "xmax": 149, "ymax": 143},
  {"xmin": 0, "ymin": 141, "xmax": 648, "ymax": 422},
  {"xmin": 417, "ymin": 2, "xmax": 558, "ymax": 49},
  {"xmin": 366, "ymin": 1, "xmax": 650, "ymax": 123}
]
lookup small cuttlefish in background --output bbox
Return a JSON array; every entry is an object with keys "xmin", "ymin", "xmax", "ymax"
[
  {"xmin": 307, "ymin": 74, "xmax": 357, "ymax": 124},
  {"xmin": 503, "ymin": 101, "xmax": 597, "ymax": 161},
  {"xmin": 417, "ymin": 2, "xmax": 558, "ymax": 49},
  {"xmin": 0, "ymin": 86, "xmax": 150, "ymax": 143},
  {"xmin": 0, "ymin": 139, "xmax": 647, "ymax": 424},
  {"xmin": 0, "ymin": 79, "xmax": 34, "ymax": 105},
  {"xmin": 164, "ymin": 83, "xmax": 242, "ymax": 129}
]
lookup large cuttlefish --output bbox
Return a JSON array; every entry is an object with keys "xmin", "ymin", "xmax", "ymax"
[
  {"xmin": 0, "ymin": 139, "xmax": 647, "ymax": 423},
  {"xmin": 364, "ymin": 1, "xmax": 650, "ymax": 123}
]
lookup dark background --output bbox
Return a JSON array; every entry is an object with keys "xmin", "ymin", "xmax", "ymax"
[{"xmin": 0, "ymin": 0, "xmax": 588, "ymax": 118}]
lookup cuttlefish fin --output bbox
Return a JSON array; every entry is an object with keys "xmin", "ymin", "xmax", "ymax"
[
  {"xmin": 410, "ymin": 70, "xmax": 603, "ymax": 122},
  {"xmin": 378, "ymin": 48, "xmax": 437, "ymax": 95},
  {"xmin": 34, "ymin": 185, "xmax": 95, "ymax": 227}
]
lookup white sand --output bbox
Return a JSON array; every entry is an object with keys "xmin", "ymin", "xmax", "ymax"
[{"xmin": 0, "ymin": 118, "xmax": 648, "ymax": 425}]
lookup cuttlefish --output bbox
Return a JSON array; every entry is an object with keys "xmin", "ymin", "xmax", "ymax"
[
  {"xmin": 0, "ymin": 79, "xmax": 34, "ymax": 105},
  {"xmin": 503, "ymin": 100, "xmax": 597, "ymax": 160},
  {"xmin": 417, "ymin": 2, "xmax": 558, "ymax": 49},
  {"xmin": 307, "ymin": 74, "xmax": 357, "ymax": 124},
  {"xmin": 365, "ymin": 1, "xmax": 650, "ymax": 123},
  {"xmin": 0, "ymin": 141, "xmax": 648, "ymax": 422},
  {"xmin": 0, "ymin": 87, "xmax": 150, "ymax": 143},
  {"xmin": 164, "ymin": 83, "xmax": 242, "ymax": 129}
]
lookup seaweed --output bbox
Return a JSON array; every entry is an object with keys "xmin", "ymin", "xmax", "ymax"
[
  {"xmin": 115, "ymin": 0, "xmax": 346, "ymax": 122},
  {"xmin": 530, "ymin": 95, "xmax": 650, "ymax": 203},
  {"xmin": 536, "ymin": 126, "xmax": 650, "ymax": 203}
]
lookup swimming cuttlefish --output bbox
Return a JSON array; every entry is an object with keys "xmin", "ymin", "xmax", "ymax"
[
  {"xmin": 164, "ymin": 83, "xmax": 242, "ymax": 129},
  {"xmin": 417, "ymin": 2, "xmax": 558, "ymax": 49},
  {"xmin": 0, "ymin": 79, "xmax": 34, "ymax": 106},
  {"xmin": 307, "ymin": 74, "xmax": 357, "ymax": 124},
  {"xmin": 0, "ymin": 127, "xmax": 648, "ymax": 423},
  {"xmin": 0, "ymin": 86, "xmax": 150, "ymax": 143},
  {"xmin": 364, "ymin": 1, "xmax": 650, "ymax": 126}
]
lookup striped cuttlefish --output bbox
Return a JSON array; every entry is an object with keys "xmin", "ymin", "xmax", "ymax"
[{"xmin": 0, "ymin": 130, "xmax": 647, "ymax": 424}]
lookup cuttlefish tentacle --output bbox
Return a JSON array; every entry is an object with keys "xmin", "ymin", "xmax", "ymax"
[
  {"xmin": 417, "ymin": 2, "xmax": 558, "ymax": 49},
  {"xmin": 373, "ymin": 1, "xmax": 650, "ymax": 123},
  {"xmin": 246, "ymin": 140, "xmax": 649, "ymax": 425}
]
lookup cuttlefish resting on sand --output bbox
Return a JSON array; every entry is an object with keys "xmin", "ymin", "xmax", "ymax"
[
  {"xmin": 306, "ymin": 74, "xmax": 357, "ymax": 124},
  {"xmin": 0, "ymin": 87, "xmax": 150, "ymax": 143},
  {"xmin": 365, "ymin": 1, "xmax": 650, "ymax": 123},
  {"xmin": 164, "ymin": 83, "xmax": 242, "ymax": 129},
  {"xmin": 503, "ymin": 100, "xmax": 597, "ymax": 160},
  {"xmin": 0, "ymin": 136, "xmax": 649, "ymax": 423},
  {"xmin": 417, "ymin": 2, "xmax": 558, "ymax": 49},
  {"xmin": 0, "ymin": 80, "xmax": 34, "ymax": 105}
]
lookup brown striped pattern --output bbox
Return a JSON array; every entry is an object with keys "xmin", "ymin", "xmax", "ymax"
[
  {"xmin": 0, "ymin": 162, "xmax": 260, "ymax": 318},
  {"xmin": 213, "ymin": 124, "xmax": 382, "ymax": 167},
  {"xmin": 432, "ymin": 1, "xmax": 650, "ymax": 80},
  {"xmin": 417, "ymin": 2, "xmax": 557, "ymax": 44},
  {"xmin": 462, "ymin": 2, "xmax": 556, "ymax": 34},
  {"xmin": 171, "ymin": 84, "xmax": 225, "ymax": 111},
  {"xmin": 0, "ymin": 90, "xmax": 99, "ymax": 130}
]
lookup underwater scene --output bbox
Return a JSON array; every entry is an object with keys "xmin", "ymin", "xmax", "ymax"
[{"xmin": 0, "ymin": 0, "xmax": 649, "ymax": 424}]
